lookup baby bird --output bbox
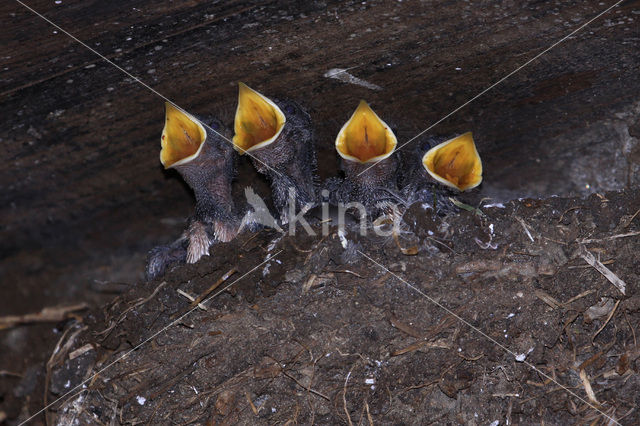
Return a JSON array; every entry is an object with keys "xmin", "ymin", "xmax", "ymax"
[
  {"xmin": 146, "ymin": 103, "xmax": 240, "ymax": 279},
  {"xmin": 328, "ymin": 100, "xmax": 400, "ymax": 216},
  {"xmin": 398, "ymin": 132, "xmax": 483, "ymax": 213},
  {"xmin": 233, "ymin": 83, "xmax": 317, "ymax": 223}
]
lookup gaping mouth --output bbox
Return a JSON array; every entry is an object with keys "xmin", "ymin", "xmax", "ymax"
[
  {"xmin": 422, "ymin": 132, "xmax": 483, "ymax": 191},
  {"xmin": 160, "ymin": 102, "xmax": 207, "ymax": 169},
  {"xmin": 335, "ymin": 100, "xmax": 397, "ymax": 163},
  {"xmin": 232, "ymin": 82, "xmax": 286, "ymax": 154}
]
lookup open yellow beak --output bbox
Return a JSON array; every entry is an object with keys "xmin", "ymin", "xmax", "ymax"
[
  {"xmin": 160, "ymin": 102, "xmax": 207, "ymax": 169},
  {"xmin": 335, "ymin": 100, "xmax": 397, "ymax": 163},
  {"xmin": 422, "ymin": 132, "xmax": 482, "ymax": 191},
  {"xmin": 232, "ymin": 82, "xmax": 286, "ymax": 154}
]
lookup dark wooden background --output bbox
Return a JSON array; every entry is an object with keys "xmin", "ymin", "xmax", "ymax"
[{"xmin": 1, "ymin": 0, "xmax": 639, "ymax": 314}]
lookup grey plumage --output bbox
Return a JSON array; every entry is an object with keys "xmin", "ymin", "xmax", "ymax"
[
  {"xmin": 397, "ymin": 135, "xmax": 456, "ymax": 215},
  {"xmin": 241, "ymin": 98, "xmax": 318, "ymax": 222}
]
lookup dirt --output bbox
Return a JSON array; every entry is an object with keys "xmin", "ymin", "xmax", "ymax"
[{"xmin": 3, "ymin": 189, "xmax": 638, "ymax": 425}]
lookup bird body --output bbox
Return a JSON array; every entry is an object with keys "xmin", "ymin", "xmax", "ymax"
[
  {"xmin": 147, "ymin": 104, "xmax": 240, "ymax": 279},
  {"xmin": 331, "ymin": 101, "xmax": 400, "ymax": 216},
  {"xmin": 233, "ymin": 83, "xmax": 318, "ymax": 222}
]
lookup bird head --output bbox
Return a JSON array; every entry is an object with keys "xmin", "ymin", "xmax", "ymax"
[
  {"xmin": 232, "ymin": 82, "xmax": 286, "ymax": 155},
  {"xmin": 422, "ymin": 132, "xmax": 482, "ymax": 191},
  {"xmin": 160, "ymin": 103, "xmax": 207, "ymax": 169},
  {"xmin": 335, "ymin": 100, "xmax": 397, "ymax": 164}
]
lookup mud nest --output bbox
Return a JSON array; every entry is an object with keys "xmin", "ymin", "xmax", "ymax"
[{"xmin": 33, "ymin": 190, "xmax": 640, "ymax": 424}]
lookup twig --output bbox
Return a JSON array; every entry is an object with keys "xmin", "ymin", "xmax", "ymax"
[
  {"xmin": 578, "ymin": 352, "xmax": 604, "ymax": 371},
  {"xmin": 130, "ymin": 281, "xmax": 167, "ymax": 310},
  {"xmin": 98, "ymin": 282, "xmax": 167, "ymax": 335},
  {"xmin": 239, "ymin": 231, "xmax": 260, "ymax": 249},
  {"xmin": 457, "ymin": 352, "xmax": 484, "ymax": 361},
  {"xmin": 567, "ymin": 259, "xmax": 614, "ymax": 269},
  {"xmin": 308, "ymin": 359, "xmax": 318, "ymax": 425},
  {"xmin": 176, "ymin": 289, "xmax": 207, "ymax": 311},
  {"xmin": 69, "ymin": 344, "xmax": 95, "ymax": 360},
  {"xmin": 558, "ymin": 206, "xmax": 584, "ymax": 223},
  {"xmin": 618, "ymin": 406, "xmax": 636, "ymax": 422},
  {"xmin": 623, "ymin": 310, "xmax": 637, "ymax": 347},
  {"xmin": 578, "ymin": 231, "xmax": 640, "ymax": 244},
  {"xmin": 302, "ymin": 274, "xmax": 317, "ymax": 294},
  {"xmin": 389, "ymin": 313, "xmax": 424, "ymax": 339},
  {"xmin": 562, "ymin": 289, "xmax": 595, "ymax": 305},
  {"xmin": 372, "ymin": 272, "xmax": 391, "ymax": 287},
  {"xmin": 593, "ymin": 300, "xmax": 620, "ymax": 342},
  {"xmin": 0, "ymin": 303, "xmax": 88, "ymax": 329},
  {"xmin": 426, "ymin": 236, "xmax": 456, "ymax": 254},
  {"xmin": 579, "ymin": 246, "xmax": 626, "ymax": 295},
  {"xmin": 542, "ymin": 236, "xmax": 568, "ymax": 246},
  {"xmin": 170, "ymin": 268, "xmax": 236, "ymax": 319},
  {"xmin": 400, "ymin": 379, "xmax": 440, "ymax": 393},
  {"xmin": 264, "ymin": 352, "xmax": 330, "ymax": 402},
  {"xmin": 516, "ymin": 216, "xmax": 535, "ymax": 242},
  {"xmin": 535, "ymin": 290, "xmax": 561, "ymax": 309},
  {"xmin": 289, "ymin": 239, "xmax": 314, "ymax": 253},
  {"xmin": 329, "ymin": 269, "xmax": 364, "ymax": 278},
  {"xmin": 280, "ymin": 370, "xmax": 330, "ymax": 401},
  {"xmin": 448, "ymin": 197, "xmax": 485, "ymax": 216},
  {"xmin": 364, "ymin": 399, "xmax": 374, "ymax": 426},
  {"xmin": 190, "ymin": 268, "xmax": 237, "ymax": 308},
  {"xmin": 391, "ymin": 339, "xmax": 451, "ymax": 356},
  {"xmin": 343, "ymin": 364, "xmax": 357, "ymax": 426},
  {"xmin": 622, "ymin": 208, "xmax": 640, "ymax": 228},
  {"xmin": 245, "ymin": 391, "xmax": 259, "ymax": 415},
  {"xmin": 579, "ymin": 369, "xmax": 600, "ymax": 406},
  {"xmin": 45, "ymin": 324, "xmax": 87, "ymax": 424},
  {"xmin": 0, "ymin": 370, "xmax": 22, "ymax": 378}
]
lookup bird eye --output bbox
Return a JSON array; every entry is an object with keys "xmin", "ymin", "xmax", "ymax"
[
  {"xmin": 209, "ymin": 121, "xmax": 220, "ymax": 131},
  {"xmin": 284, "ymin": 105, "xmax": 296, "ymax": 115}
]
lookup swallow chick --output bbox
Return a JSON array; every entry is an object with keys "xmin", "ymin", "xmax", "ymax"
[
  {"xmin": 146, "ymin": 103, "xmax": 240, "ymax": 280},
  {"xmin": 233, "ymin": 83, "xmax": 317, "ymax": 223},
  {"xmin": 330, "ymin": 100, "xmax": 400, "ymax": 214},
  {"xmin": 398, "ymin": 132, "xmax": 483, "ymax": 213}
]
